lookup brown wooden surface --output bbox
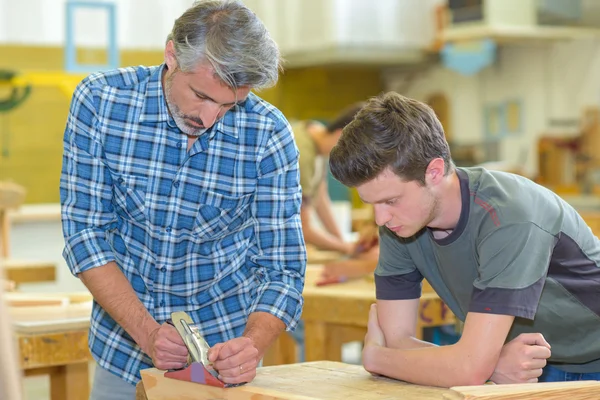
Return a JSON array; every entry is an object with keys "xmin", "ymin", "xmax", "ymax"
[
  {"xmin": 444, "ymin": 380, "xmax": 600, "ymax": 399},
  {"xmin": 264, "ymin": 265, "xmax": 454, "ymax": 365},
  {"xmin": 19, "ymin": 327, "xmax": 92, "ymax": 400},
  {"xmin": 0, "ymin": 288, "xmax": 22, "ymax": 400},
  {"xmin": 137, "ymin": 362, "xmax": 599, "ymax": 400},
  {"xmin": 3, "ymin": 258, "xmax": 56, "ymax": 284},
  {"xmin": 11, "ymin": 292, "xmax": 93, "ymax": 400},
  {"xmin": 306, "ymin": 247, "xmax": 344, "ymax": 264},
  {"xmin": 139, "ymin": 361, "xmax": 450, "ymax": 399},
  {"xmin": 18, "ymin": 329, "xmax": 91, "ymax": 369}
]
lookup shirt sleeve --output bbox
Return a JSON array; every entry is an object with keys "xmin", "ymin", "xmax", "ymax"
[
  {"xmin": 246, "ymin": 118, "xmax": 306, "ymax": 330},
  {"xmin": 471, "ymin": 222, "xmax": 556, "ymax": 320},
  {"xmin": 375, "ymin": 226, "xmax": 423, "ymax": 300},
  {"xmin": 60, "ymin": 79, "xmax": 117, "ymax": 276}
]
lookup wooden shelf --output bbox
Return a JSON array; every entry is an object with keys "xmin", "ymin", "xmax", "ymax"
[{"xmin": 443, "ymin": 25, "xmax": 600, "ymax": 44}]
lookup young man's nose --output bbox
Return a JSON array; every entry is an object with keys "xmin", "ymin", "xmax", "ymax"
[{"xmin": 373, "ymin": 205, "xmax": 391, "ymax": 227}]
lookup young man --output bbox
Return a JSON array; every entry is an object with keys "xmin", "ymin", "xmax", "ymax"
[
  {"xmin": 60, "ymin": 1, "xmax": 305, "ymax": 398},
  {"xmin": 292, "ymin": 103, "xmax": 365, "ymax": 256},
  {"xmin": 329, "ymin": 92, "xmax": 600, "ymax": 387}
]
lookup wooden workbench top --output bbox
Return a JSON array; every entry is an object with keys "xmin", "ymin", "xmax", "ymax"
[
  {"xmin": 139, "ymin": 361, "xmax": 449, "ymax": 399},
  {"xmin": 138, "ymin": 361, "xmax": 600, "ymax": 399}
]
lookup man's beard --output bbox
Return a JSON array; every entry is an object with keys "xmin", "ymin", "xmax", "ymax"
[
  {"xmin": 168, "ymin": 99, "xmax": 207, "ymax": 137},
  {"xmin": 165, "ymin": 74, "xmax": 207, "ymax": 137}
]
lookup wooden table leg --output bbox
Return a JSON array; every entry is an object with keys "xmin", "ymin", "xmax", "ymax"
[
  {"xmin": 262, "ymin": 332, "xmax": 297, "ymax": 366},
  {"xmin": 25, "ymin": 363, "xmax": 90, "ymax": 400},
  {"xmin": 305, "ymin": 321, "xmax": 346, "ymax": 362},
  {"xmin": 49, "ymin": 363, "xmax": 89, "ymax": 400}
]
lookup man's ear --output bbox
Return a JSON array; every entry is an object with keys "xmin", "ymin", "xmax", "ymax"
[
  {"xmin": 164, "ymin": 40, "xmax": 178, "ymax": 70},
  {"xmin": 425, "ymin": 158, "xmax": 446, "ymax": 186}
]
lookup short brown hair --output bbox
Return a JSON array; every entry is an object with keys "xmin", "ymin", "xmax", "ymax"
[{"xmin": 329, "ymin": 92, "xmax": 453, "ymax": 187}]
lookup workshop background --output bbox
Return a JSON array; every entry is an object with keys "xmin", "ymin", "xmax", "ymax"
[{"xmin": 1, "ymin": 1, "xmax": 600, "ymax": 399}]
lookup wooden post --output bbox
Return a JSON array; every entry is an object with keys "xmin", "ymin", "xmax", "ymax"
[{"xmin": 0, "ymin": 266, "xmax": 23, "ymax": 400}]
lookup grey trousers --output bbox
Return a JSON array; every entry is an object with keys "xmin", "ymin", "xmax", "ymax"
[{"xmin": 89, "ymin": 364, "xmax": 136, "ymax": 400}]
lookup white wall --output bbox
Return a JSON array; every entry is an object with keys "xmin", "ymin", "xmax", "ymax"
[
  {"xmin": 0, "ymin": 0, "xmax": 193, "ymax": 48},
  {"xmin": 385, "ymin": 39, "xmax": 600, "ymax": 176}
]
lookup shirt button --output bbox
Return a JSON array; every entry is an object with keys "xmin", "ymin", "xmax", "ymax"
[
  {"xmin": 118, "ymin": 178, "xmax": 124, "ymax": 185},
  {"xmin": 176, "ymin": 142, "xmax": 182, "ymax": 148},
  {"xmin": 159, "ymin": 300, "xmax": 165, "ymax": 307},
  {"xmin": 173, "ymin": 181, "xmax": 179, "ymax": 188},
  {"xmin": 165, "ymin": 227, "xmax": 172, "ymax": 233},
  {"xmin": 161, "ymin": 267, "xmax": 166, "ymax": 272}
]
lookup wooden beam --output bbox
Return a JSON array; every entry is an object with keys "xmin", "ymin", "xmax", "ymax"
[
  {"xmin": 3, "ymin": 259, "xmax": 56, "ymax": 284},
  {"xmin": 18, "ymin": 329, "xmax": 91, "ymax": 369},
  {"xmin": 445, "ymin": 380, "xmax": 600, "ymax": 399},
  {"xmin": 0, "ymin": 289, "xmax": 22, "ymax": 400}
]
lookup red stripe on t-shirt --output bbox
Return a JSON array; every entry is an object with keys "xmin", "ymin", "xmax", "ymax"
[{"xmin": 472, "ymin": 193, "xmax": 500, "ymax": 226}]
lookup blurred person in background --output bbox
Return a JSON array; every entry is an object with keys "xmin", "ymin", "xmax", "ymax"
[
  {"xmin": 292, "ymin": 103, "xmax": 367, "ymax": 256},
  {"xmin": 289, "ymin": 103, "xmax": 379, "ymax": 361},
  {"xmin": 330, "ymin": 91, "xmax": 600, "ymax": 387},
  {"xmin": 60, "ymin": 1, "xmax": 306, "ymax": 398}
]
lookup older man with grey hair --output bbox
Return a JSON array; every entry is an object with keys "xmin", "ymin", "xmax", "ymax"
[{"xmin": 60, "ymin": 1, "xmax": 306, "ymax": 398}]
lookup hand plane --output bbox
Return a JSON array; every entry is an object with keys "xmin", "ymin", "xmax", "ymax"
[{"xmin": 165, "ymin": 311, "xmax": 224, "ymax": 387}]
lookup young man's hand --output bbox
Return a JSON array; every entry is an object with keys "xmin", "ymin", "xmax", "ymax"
[
  {"xmin": 356, "ymin": 224, "xmax": 379, "ymax": 253},
  {"xmin": 490, "ymin": 332, "xmax": 551, "ymax": 384}
]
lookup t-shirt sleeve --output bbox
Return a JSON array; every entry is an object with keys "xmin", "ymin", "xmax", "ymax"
[
  {"xmin": 375, "ymin": 226, "xmax": 423, "ymax": 300},
  {"xmin": 471, "ymin": 222, "xmax": 556, "ymax": 320}
]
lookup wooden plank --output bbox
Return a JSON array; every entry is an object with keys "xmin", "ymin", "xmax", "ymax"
[
  {"xmin": 445, "ymin": 380, "xmax": 600, "ymax": 399},
  {"xmin": 306, "ymin": 248, "xmax": 344, "ymax": 264},
  {"xmin": 0, "ymin": 286, "xmax": 22, "ymax": 400},
  {"xmin": 10, "ymin": 302, "xmax": 92, "ymax": 333},
  {"xmin": 18, "ymin": 329, "xmax": 91, "ymax": 369},
  {"xmin": 2, "ymin": 259, "xmax": 56, "ymax": 284},
  {"xmin": 140, "ymin": 361, "xmax": 451, "ymax": 400},
  {"xmin": 5, "ymin": 291, "xmax": 92, "ymax": 306},
  {"xmin": 7, "ymin": 203, "xmax": 61, "ymax": 223}
]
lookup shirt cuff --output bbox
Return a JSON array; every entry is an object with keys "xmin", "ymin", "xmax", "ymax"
[
  {"xmin": 63, "ymin": 228, "xmax": 115, "ymax": 275},
  {"xmin": 248, "ymin": 281, "xmax": 304, "ymax": 331}
]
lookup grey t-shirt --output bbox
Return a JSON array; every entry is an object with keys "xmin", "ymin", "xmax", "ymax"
[{"xmin": 376, "ymin": 167, "xmax": 600, "ymax": 373}]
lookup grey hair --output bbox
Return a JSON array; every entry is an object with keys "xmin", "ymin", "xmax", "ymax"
[{"xmin": 166, "ymin": 0, "xmax": 282, "ymax": 90}]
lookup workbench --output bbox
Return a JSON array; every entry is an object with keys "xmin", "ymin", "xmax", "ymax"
[
  {"xmin": 136, "ymin": 361, "xmax": 450, "ymax": 399},
  {"xmin": 136, "ymin": 361, "xmax": 600, "ymax": 400},
  {"xmin": 12, "ymin": 292, "xmax": 93, "ymax": 400},
  {"xmin": 264, "ymin": 265, "xmax": 454, "ymax": 365}
]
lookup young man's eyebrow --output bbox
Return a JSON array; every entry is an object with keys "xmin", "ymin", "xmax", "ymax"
[
  {"xmin": 188, "ymin": 85, "xmax": 237, "ymax": 106},
  {"xmin": 360, "ymin": 195, "xmax": 397, "ymax": 205}
]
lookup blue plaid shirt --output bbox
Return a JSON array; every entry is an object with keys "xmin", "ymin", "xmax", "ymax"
[{"xmin": 60, "ymin": 65, "xmax": 306, "ymax": 384}]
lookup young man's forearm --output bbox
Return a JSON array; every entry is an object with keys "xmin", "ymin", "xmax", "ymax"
[
  {"xmin": 386, "ymin": 335, "xmax": 438, "ymax": 350},
  {"xmin": 364, "ymin": 344, "xmax": 493, "ymax": 387},
  {"xmin": 78, "ymin": 261, "xmax": 160, "ymax": 353},
  {"xmin": 315, "ymin": 185, "xmax": 344, "ymax": 240},
  {"xmin": 303, "ymin": 226, "xmax": 351, "ymax": 254},
  {"xmin": 242, "ymin": 311, "xmax": 286, "ymax": 357}
]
